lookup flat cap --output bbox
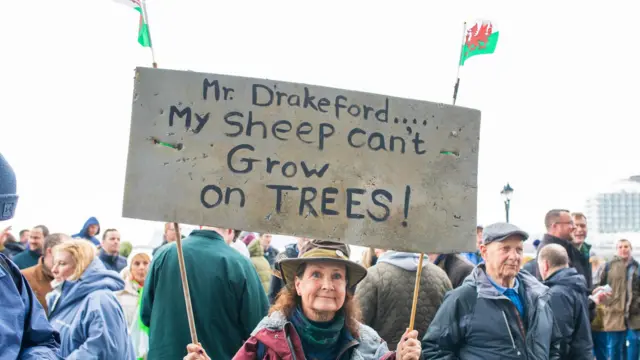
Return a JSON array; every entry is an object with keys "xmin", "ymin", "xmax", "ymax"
[{"xmin": 482, "ymin": 222, "xmax": 529, "ymax": 245}]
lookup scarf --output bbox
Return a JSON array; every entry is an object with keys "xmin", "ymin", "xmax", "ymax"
[{"xmin": 291, "ymin": 306, "xmax": 345, "ymax": 360}]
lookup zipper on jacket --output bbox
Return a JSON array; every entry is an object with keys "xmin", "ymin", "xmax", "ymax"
[
  {"xmin": 285, "ymin": 333, "xmax": 298, "ymax": 360},
  {"xmin": 502, "ymin": 311, "xmax": 521, "ymax": 356}
]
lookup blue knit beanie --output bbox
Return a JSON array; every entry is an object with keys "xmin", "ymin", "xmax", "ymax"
[{"xmin": 0, "ymin": 153, "xmax": 18, "ymax": 221}]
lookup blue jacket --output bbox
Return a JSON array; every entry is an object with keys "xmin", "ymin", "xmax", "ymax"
[
  {"xmin": 98, "ymin": 249, "xmax": 127, "ymax": 273},
  {"xmin": 543, "ymin": 267, "xmax": 593, "ymax": 360},
  {"xmin": 47, "ymin": 257, "xmax": 134, "ymax": 359},
  {"xmin": 422, "ymin": 264, "xmax": 562, "ymax": 359},
  {"xmin": 0, "ymin": 253, "xmax": 60, "ymax": 360},
  {"xmin": 72, "ymin": 217, "xmax": 100, "ymax": 246}
]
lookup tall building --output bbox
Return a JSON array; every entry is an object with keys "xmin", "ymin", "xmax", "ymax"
[
  {"xmin": 585, "ymin": 175, "xmax": 640, "ymax": 258},
  {"xmin": 585, "ymin": 176, "xmax": 640, "ymax": 234}
]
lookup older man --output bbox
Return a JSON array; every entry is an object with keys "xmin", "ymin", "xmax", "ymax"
[
  {"xmin": 422, "ymin": 222, "xmax": 561, "ymax": 359},
  {"xmin": 538, "ymin": 244, "xmax": 593, "ymax": 360}
]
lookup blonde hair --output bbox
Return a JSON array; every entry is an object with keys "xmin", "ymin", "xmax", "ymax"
[
  {"xmin": 130, "ymin": 252, "xmax": 151, "ymax": 270},
  {"xmin": 360, "ymin": 248, "xmax": 377, "ymax": 269},
  {"xmin": 52, "ymin": 239, "xmax": 97, "ymax": 280}
]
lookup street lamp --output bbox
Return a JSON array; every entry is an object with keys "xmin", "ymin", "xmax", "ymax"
[{"xmin": 500, "ymin": 183, "xmax": 514, "ymax": 223}]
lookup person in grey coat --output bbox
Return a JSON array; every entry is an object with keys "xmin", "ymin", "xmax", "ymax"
[
  {"xmin": 538, "ymin": 243, "xmax": 593, "ymax": 360},
  {"xmin": 422, "ymin": 222, "xmax": 562, "ymax": 360}
]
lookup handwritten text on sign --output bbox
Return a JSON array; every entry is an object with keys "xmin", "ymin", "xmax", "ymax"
[{"xmin": 122, "ymin": 67, "xmax": 480, "ymax": 253}]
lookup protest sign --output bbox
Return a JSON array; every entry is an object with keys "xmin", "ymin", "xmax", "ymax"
[{"xmin": 122, "ymin": 67, "xmax": 481, "ymax": 253}]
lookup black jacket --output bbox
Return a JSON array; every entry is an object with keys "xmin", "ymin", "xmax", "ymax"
[
  {"xmin": 523, "ymin": 234, "xmax": 596, "ymax": 321},
  {"xmin": 524, "ymin": 234, "xmax": 593, "ymax": 289},
  {"xmin": 544, "ymin": 267, "xmax": 593, "ymax": 360},
  {"xmin": 422, "ymin": 264, "xmax": 561, "ymax": 359},
  {"xmin": 267, "ymin": 243, "xmax": 299, "ymax": 304},
  {"xmin": 435, "ymin": 254, "xmax": 474, "ymax": 289}
]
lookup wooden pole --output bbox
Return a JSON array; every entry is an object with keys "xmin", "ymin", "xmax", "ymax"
[
  {"xmin": 408, "ymin": 253, "xmax": 425, "ymax": 330},
  {"xmin": 173, "ymin": 222, "xmax": 198, "ymax": 344}
]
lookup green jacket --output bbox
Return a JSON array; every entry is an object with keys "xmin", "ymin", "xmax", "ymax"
[{"xmin": 140, "ymin": 230, "xmax": 269, "ymax": 359}]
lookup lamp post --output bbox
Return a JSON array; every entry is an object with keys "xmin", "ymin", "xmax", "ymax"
[{"xmin": 500, "ymin": 183, "xmax": 514, "ymax": 223}]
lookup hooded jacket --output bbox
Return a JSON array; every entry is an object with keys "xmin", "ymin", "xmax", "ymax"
[
  {"xmin": 543, "ymin": 267, "xmax": 593, "ymax": 360},
  {"xmin": 72, "ymin": 217, "xmax": 100, "ymax": 246},
  {"xmin": 248, "ymin": 239, "xmax": 271, "ymax": 292},
  {"xmin": 0, "ymin": 253, "xmax": 60, "ymax": 359},
  {"xmin": 47, "ymin": 257, "xmax": 134, "ymax": 359},
  {"xmin": 355, "ymin": 251, "xmax": 451, "ymax": 350},
  {"xmin": 98, "ymin": 248, "xmax": 128, "ymax": 273},
  {"xmin": 422, "ymin": 264, "xmax": 562, "ymax": 360}
]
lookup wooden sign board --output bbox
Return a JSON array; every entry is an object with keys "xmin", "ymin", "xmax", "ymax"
[{"xmin": 122, "ymin": 67, "xmax": 481, "ymax": 253}]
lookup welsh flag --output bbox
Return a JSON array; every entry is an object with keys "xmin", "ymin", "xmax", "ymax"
[
  {"xmin": 114, "ymin": 0, "xmax": 152, "ymax": 47},
  {"xmin": 459, "ymin": 20, "xmax": 499, "ymax": 66}
]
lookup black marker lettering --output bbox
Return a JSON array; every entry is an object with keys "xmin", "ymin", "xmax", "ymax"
[
  {"xmin": 223, "ymin": 111, "xmax": 244, "ymax": 137},
  {"xmin": 367, "ymin": 189, "xmax": 392, "ymax": 222},
  {"xmin": 227, "ymin": 144, "xmax": 259, "ymax": 174},
  {"xmin": 318, "ymin": 123, "xmax": 334, "ymax": 150},
  {"xmin": 169, "ymin": 106, "xmax": 191, "ymax": 128},
  {"xmin": 303, "ymin": 87, "xmax": 318, "ymax": 110},
  {"xmin": 281, "ymin": 162, "xmax": 297, "ymax": 178},
  {"xmin": 225, "ymin": 187, "xmax": 245, "ymax": 207},
  {"xmin": 201, "ymin": 184, "xmax": 223, "ymax": 208},
  {"xmin": 299, "ymin": 187, "xmax": 318, "ymax": 217},
  {"xmin": 276, "ymin": 91, "xmax": 288, "ymax": 106},
  {"xmin": 193, "ymin": 112, "xmax": 210, "ymax": 134},
  {"xmin": 296, "ymin": 122, "xmax": 314, "ymax": 144},
  {"xmin": 321, "ymin": 187, "xmax": 339, "ymax": 216},
  {"xmin": 390, "ymin": 135, "xmax": 406, "ymax": 153},
  {"xmin": 246, "ymin": 111, "xmax": 267, "ymax": 139},
  {"xmin": 347, "ymin": 128, "xmax": 366, "ymax": 148},
  {"xmin": 346, "ymin": 188, "xmax": 365, "ymax": 219},
  {"xmin": 202, "ymin": 79, "xmax": 220, "ymax": 101},
  {"xmin": 265, "ymin": 157, "xmax": 280, "ymax": 174},
  {"xmin": 252, "ymin": 83, "xmax": 273, "ymax": 106},
  {"xmin": 375, "ymin": 98, "xmax": 389, "ymax": 122},
  {"xmin": 266, "ymin": 184, "xmax": 299, "ymax": 213},
  {"xmin": 335, "ymin": 95, "xmax": 347, "ymax": 119},
  {"xmin": 317, "ymin": 98, "xmax": 330, "ymax": 112},
  {"xmin": 272, "ymin": 120, "xmax": 292, "ymax": 141},
  {"xmin": 368, "ymin": 132, "xmax": 387, "ymax": 151},
  {"xmin": 300, "ymin": 162, "xmax": 330, "ymax": 178},
  {"xmin": 412, "ymin": 132, "xmax": 426, "ymax": 155}
]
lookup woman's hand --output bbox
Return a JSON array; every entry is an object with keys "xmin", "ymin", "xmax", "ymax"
[
  {"xmin": 396, "ymin": 328, "xmax": 421, "ymax": 360},
  {"xmin": 183, "ymin": 344, "xmax": 211, "ymax": 360}
]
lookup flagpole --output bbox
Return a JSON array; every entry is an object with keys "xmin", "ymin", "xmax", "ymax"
[
  {"xmin": 139, "ymin": 0, "xmax": 158, "ymax": 68},
  {"xmin": 452, "ymin": 22, "xmax": 467, "ymax": 105}
]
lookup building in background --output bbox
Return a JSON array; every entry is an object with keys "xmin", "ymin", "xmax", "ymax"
[{"xmin": 584, "ymin": 175, "xmax": 640, "ymax": 258}]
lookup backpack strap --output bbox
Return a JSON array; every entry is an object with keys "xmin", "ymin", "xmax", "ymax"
[
  {"xmin": 0, "ymin": 254, "xmax": 22, "ymax": 293},
  {"xmin": 256, "ymin": 341, "xmax": 266, "ymax": 359}
]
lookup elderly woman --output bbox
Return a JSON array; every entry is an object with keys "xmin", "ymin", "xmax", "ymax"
[
  {"xmin": 184, "ymin": 240, "xmax": 422, "ymax": 360},
  {"xmin": 47, "ymin": 239, "xmax": 135, "ymax": 359}
]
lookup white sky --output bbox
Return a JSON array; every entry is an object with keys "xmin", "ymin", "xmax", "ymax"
[{"xmin": 1, "ymin": 1, "xmax": 639, "ymax": 247}]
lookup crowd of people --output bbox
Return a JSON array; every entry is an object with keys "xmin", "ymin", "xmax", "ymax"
[{"xmin": 2, "ymin": 161, "xmax": 640, "ymax": 359}]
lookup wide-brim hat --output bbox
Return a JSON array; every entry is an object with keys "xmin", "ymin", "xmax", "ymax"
[{"xmin": 279, "ymin": 239, "xmax": 367, "ymax": 289}]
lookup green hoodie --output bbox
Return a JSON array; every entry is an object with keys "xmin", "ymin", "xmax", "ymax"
[{"xmin": 140, "ymin": 230, "xmax": 269, "ymax": 359}]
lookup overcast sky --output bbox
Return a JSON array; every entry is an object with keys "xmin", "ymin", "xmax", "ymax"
[{"xmin": 1, "ymin": 0, "xmax": 638, "ymax": 248}]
